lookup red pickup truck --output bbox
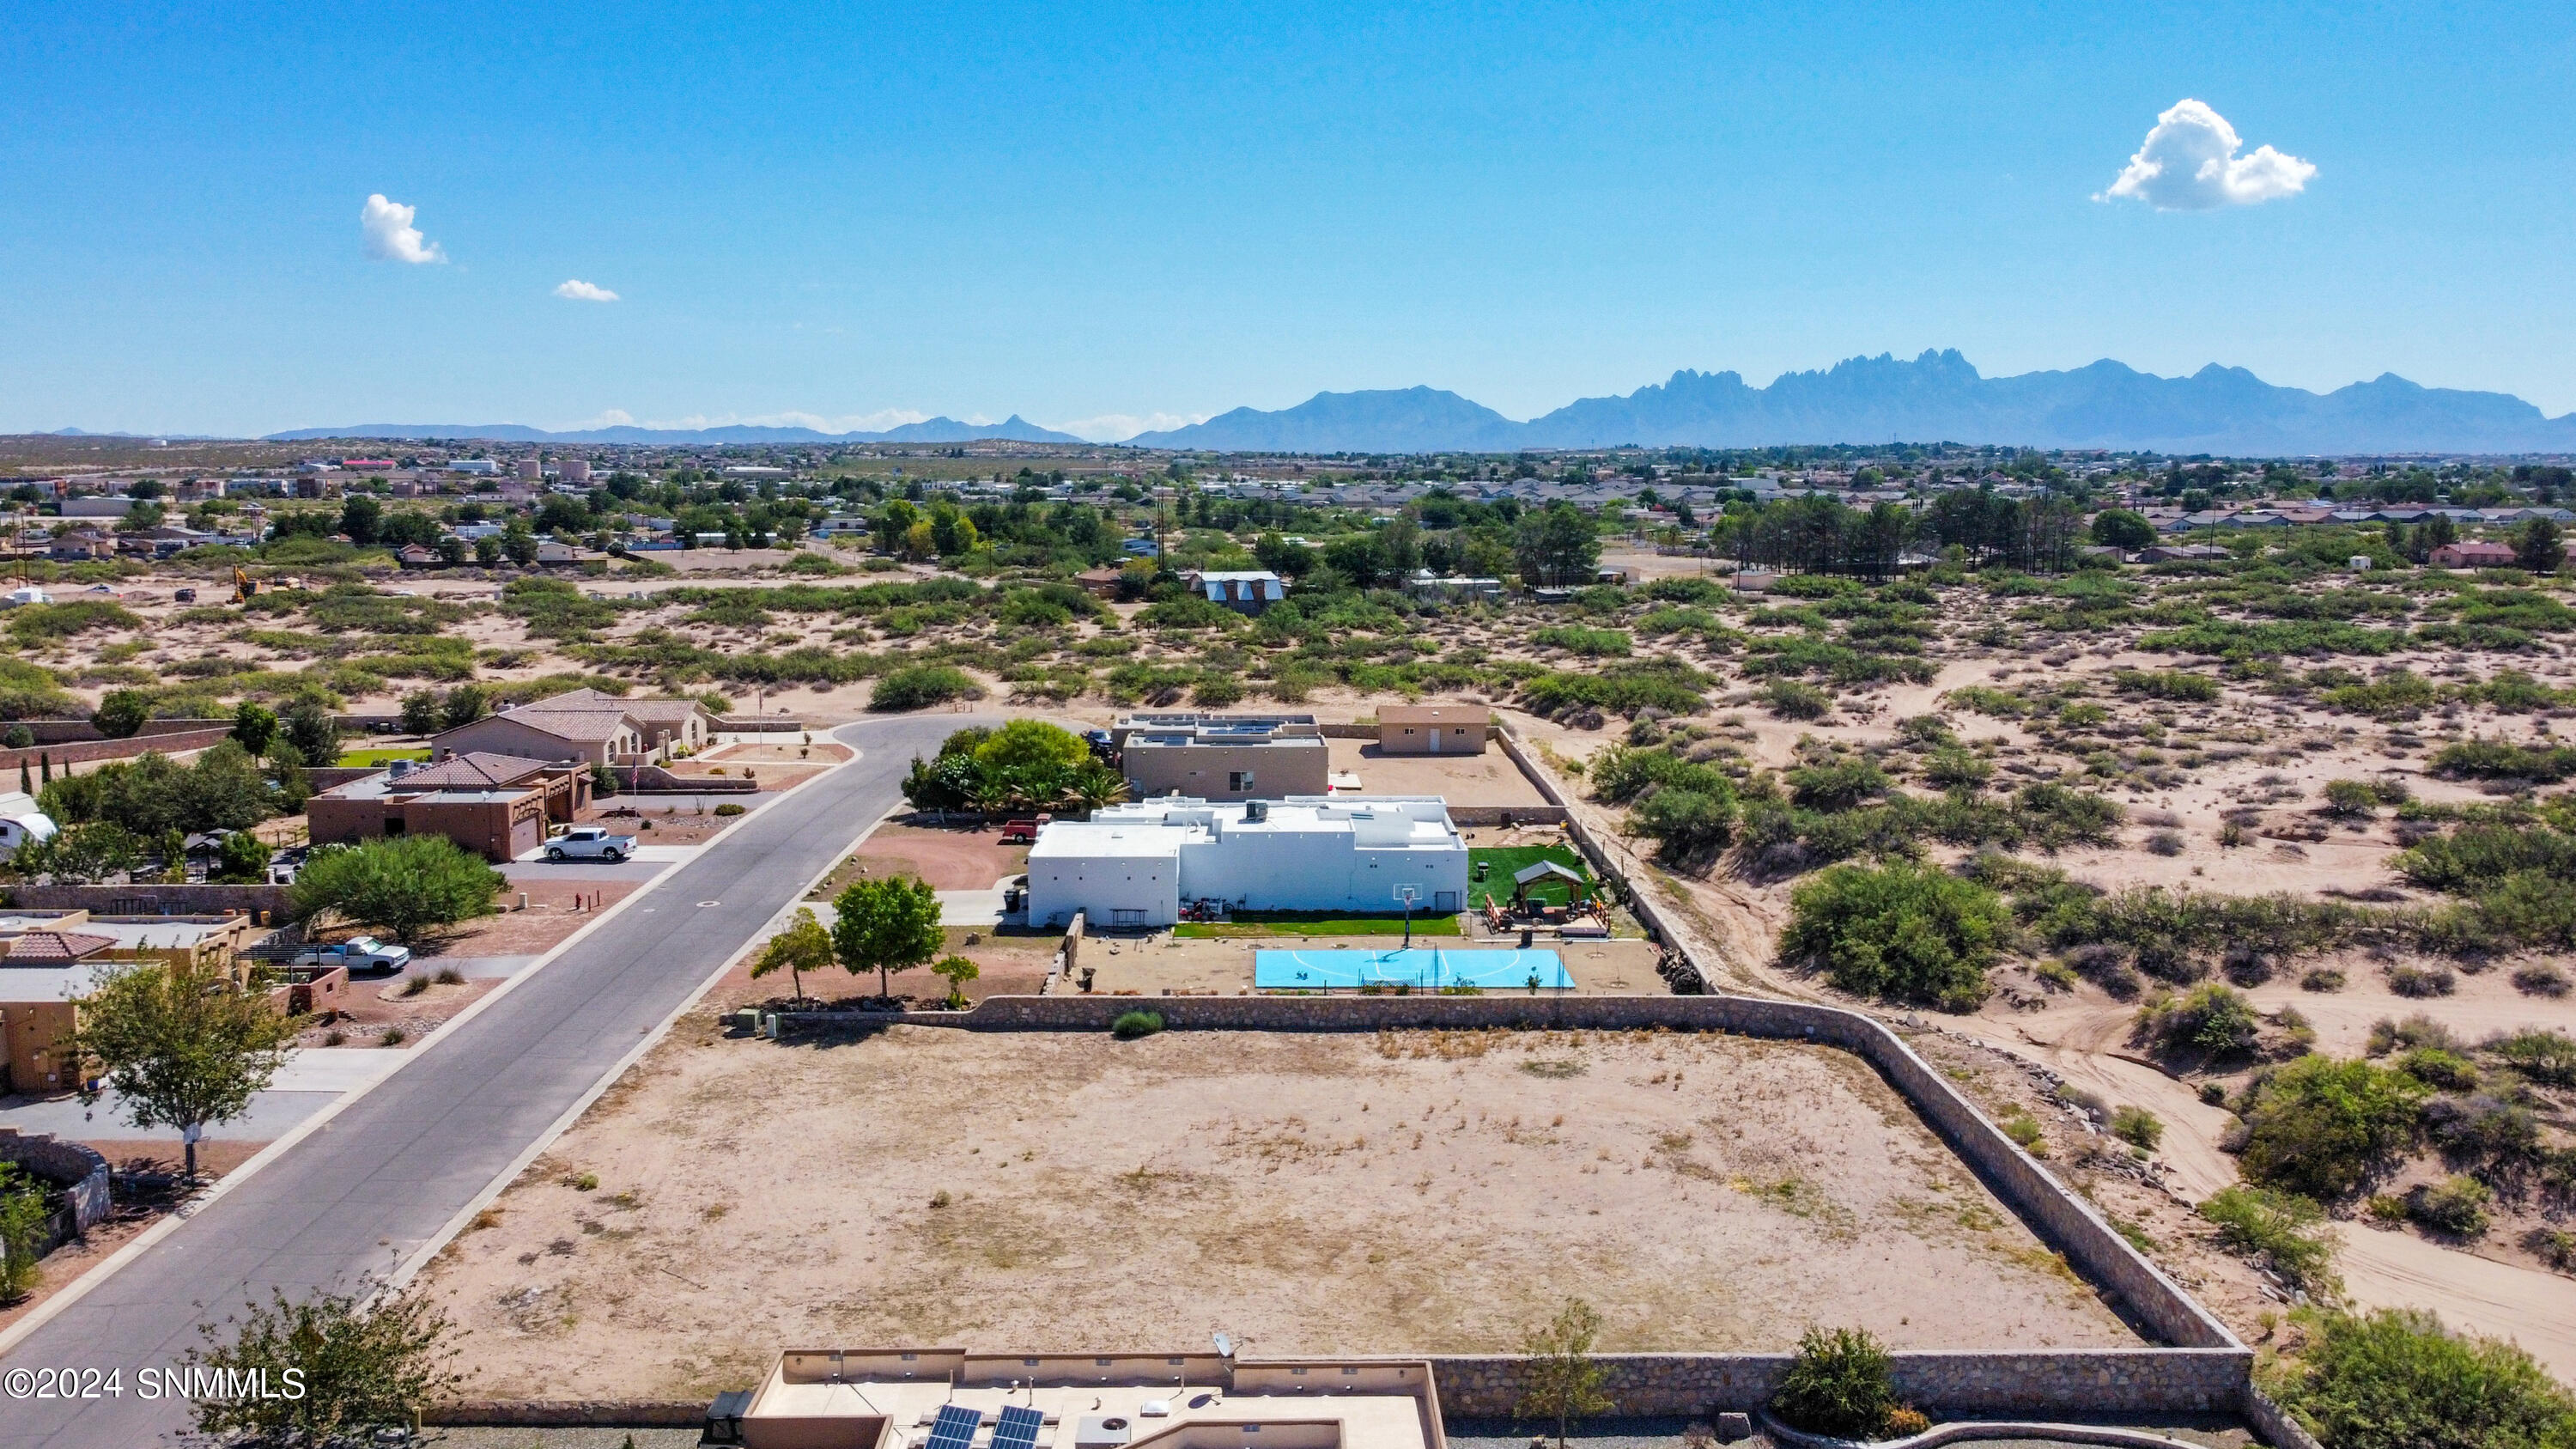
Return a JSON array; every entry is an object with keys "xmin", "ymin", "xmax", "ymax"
[{"xmin": 999, "ymin": 817, "xmax": 1046, "ymax": 843}]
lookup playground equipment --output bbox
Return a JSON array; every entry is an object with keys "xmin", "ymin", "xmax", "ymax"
[{"xmin": 1480, "ymin": 858, "xmax": 1601, "ymax": 934}]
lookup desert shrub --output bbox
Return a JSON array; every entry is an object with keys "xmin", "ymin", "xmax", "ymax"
[
  {"xmin": 2513, "ymin": 963, "xmax": 2572, "ymax": 996},
  {"xmin": 2526, "ymin": 1227, "xmax": 2576, "ymax": 1273},
  {"xmin": 2489, "ymin": 1029, "xmax": 2576, "ymax": 1087},
  {"xmin": 2136, "ymin": 983, "xmax": 2260, "ymax": 1059},
  {"xmin": 1643, "ymin": 576, "xmax": 1725, "ymax": 605},
  {"xmin": 1784, "ymin": 757, "xmax": 1889, "ymax": 812},
  {"xmin": 1138, "ymin": 594, "xmax": 1244, "ymax": 630},
  {"xmin": 2238, "ymin": 1055, "xmax": 2429, "ymax": 1200},
  {"xmin": 1769, "ymin": 1326, "xmax": 1894, "ymax": 1440},
  {"xmin": 1760, "ymin": 679, "xmax": 1832, "ymax": 720},
  {"xmin": 1943, "ymin": 685, "xmax": 2027, "ymax": 717},
  {"xmin": 712, "ymin": 802, "xmax": 746, "ymax": 818},
  {"xmin": 2198, "ymin": 1185, "xmax": 2340, "ymax": 1294},
  {"xmin": 1777, "ymin": 862, "xmax": 2007, "ymax": 1012},
  {"xmin": 870, "ymin": 664, "xmax": 984, "ymax": 711},
  {"xmin": 2388, "ymin": 964, "xmax": 2457, "ymax": 997},
  {"xmin": 2146, "ymin": 829, "xmax": 2186, "ymax": 856},
  {"xmin": 2405, "ymin": 1176, "xmax": 2494, "ymax": 1238},
  {"xmin": 1110, "ymin": 1009, "xmax": 1164, "ymax": 1039},
  {"xmin": 2324, "ymin": 780, "xmax": 2384, "ymax": 818},
  {"xmin": 1920, "ymin": 745, "xmax": 1991, "ymax": 788},
  {"xmin": 2111, "ymin": 667, "xmax": 2221, "ymax": 702},
  {"xmin": 180, "ymin": 1279, "xmax": 462, "ymax": 1446},
  {"xmin": 2368, "ymin": 1013, "xmax": 2461, "ymax": 1056},
  {"xmin": 1999, "ymin": 1106, "xmax": 2045, "ymax": 1151},
  {"xmin": 1522, "ymin": 661, "xmax": 1709, "ymax": 720},
  {"xmin": 2421, "ymin": 1095, "xmax": 2539, "ymax": 1172},
  {"xmin": 1530, "ymin": 625, "xmax": 1631, "ymax": 657},
  {"xmin": 2302, "ymin": 968, "xmax": 2347, "ymax": 991},
  {"xmin": 2427, "ymin": 738, "xmax": 2576, "ymax": 782},
  {"xmin": 2111, "ymin": 1105, "xmax": 2164, "ymax": 1151},
  {"xmin": 2395, "ymin": 1046, "xmax": 2479, "ymax": 1092},
  {"xmin": 2270, "ymin": 1306, "xmax": 2576, "ymax": 1449},
  {"xmin": 2394, "ymin": 824, "xmax": 2576, "ymax": 897}
]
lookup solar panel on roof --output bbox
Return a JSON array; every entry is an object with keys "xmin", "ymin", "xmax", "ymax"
[
  {"xmin": 927, "ymin": 1403, "xmax": 984, "ymax": 1449},
  {"xmin": 993, "ymin": 1404, "xmax": 1046, "ymax": 1449}
]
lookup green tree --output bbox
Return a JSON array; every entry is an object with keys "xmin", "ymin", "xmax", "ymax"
[
  {"xmin": 2089, "ymin": 508, "xmax": 2156, "ymax": 551},
  {"xmin": 1515, "ymin": 1298, "xmax": 1613, "ymax": 1449},
  {"xmin": 974, "ymin": 719, "xmax": 1087, "ymax": 773},
  {"xmin": 1512, "ymin": 502, "xmax": 1602, "ymax": 587},
  {"xmin": 1777, "ymin": 861, "xmax": 2007, "ymax": 1011},
  {"xmin": 2239, "ymin": 1055, "xmax": 2429, "ymax": 1200},
  {"xmin": 229, "ymin": 700, "xmax": 279, "ymax": 756},
  {"xmin": 288, "ymin": 836, "xmax": 504, "ymax": 944},
  {"xmin": 90, "ymin": 689, "xmax": 149, "ymax": 740},
  {"xmin": 338, "ymin": 494, "xmax": 385, "ymax": 545},
  {"xmin": 2269, "ymin": 1307, "xmax": 2576, "ymax": 1449},
  {"xmin": 829, "ymin": 876, "xmax": 945, "ymax": 999},
  {"xmin": 1771, "ymin": 1326, "xmax": 1897, "ymax": 1439},
  {"xmin": 750, "ymin": 907, "xmax": 835, "ymax": 1005},
  {"xmin": 2516, "ymin": 517, "xmax": 2565, "ymax": 575},
  {"xmin": 185, "ymin": 1279, "xmax": 464, "ymax": 1446},
  {"xmin": 472, "ymin": 535, "xmax": 502, "ymax": 567},
  {"xmin": 215, "ymin": 829, "xmax": 274, "ymax": 884},
  {"xmin": 398, "ymin": 690, "xmax": 440, "ymax": 738},
  {"xmin": 282, "ymin": 694, "xmax": 342, "ymax": 767},
  {"xmin": 440, "ymin": 683, "xmax": 489, "ymax": 729},
  {"xmin": 70, "ymin": 959, "xmax": 297, "ymax": 1180},
  {"xmin": 932, "ymin": 953, "xmax": 981, "ymax": 1008},
  {"xmin": 18, "ymin": 820, "xmax": 143, "ymax": 883},
  {"xmin": 501, "ymin": 519, "xmax": 540, "ymax": 566}
]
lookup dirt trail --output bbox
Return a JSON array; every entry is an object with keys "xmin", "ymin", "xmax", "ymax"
[
  {"xmin": 1969, "ymin": 1005, "xmax": 2240, "ymax": 1199},
  {"xmin": 2336, "ymin": 1225, "xmax": 2576, "ymax": 1381}
]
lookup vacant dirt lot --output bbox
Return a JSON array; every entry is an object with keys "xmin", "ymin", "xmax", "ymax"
[
  {"xmin": 422, "ymin": 1026, "xmax": 2137, "ymax": 1402},
  {"xmin": 1328, "ymin": 739, "xmax": 1549, "ymax": 807}
]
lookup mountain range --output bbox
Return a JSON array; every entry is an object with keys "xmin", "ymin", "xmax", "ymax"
[
  {"xmin": 1127, "ymin": 351, "xmax": 2576, "ymax": 456},
  {"xmin": 245, "ymin": 351, "xmax": 2576, "ymax": 455},
  {"xmin": 261, "ymin": 415, "xmax": 1084, "ymax": 446}
]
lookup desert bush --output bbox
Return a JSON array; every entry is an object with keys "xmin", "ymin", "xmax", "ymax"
[
  {"xmin": 870, "ymin": 664, "xmax": 984, "ymax": 711},
  {"xmin": 1920, "ymin": 745, "xmax": 1991, "ymax": 788},
  {"xmin": 1769, "ymin": 1326, "xmax": 1894, "ymax": 1440},
  {"xmin": 1522, "ymin": 661, "xmax": 1710, "ymax": 720},
  {"xmin": 2146, "ymin": 830, "xmax": 2186, "ymax": 856},
  {"xmin": 1784, "ymin": 757, "xmax": 1889, "ymax": 812},
  {"xmin": 1760, "ymin": 679, "xmax": 1832, "ymax": 720},
  {"xmin": 1531, "ymin": 625, "xmax": 1631, "ymax": 657},
  {"xmin": 2000, "ymin": 1106, "xmax": 2045, "ymax": 1151},
  {"xmin": 2111, "ymin": 1105, "xmax": 2164, "ymax": 1150},
  {"xmin": 2396, "ymin": 1047, "xmax": 2479, "ymax": 1092},
  {"xmin": 2368, "ymin": 1013, "xmax": 2462, "ymax": 1056},
  {"xmin": 2427, "ymin": 738, "xmax": 2576, "ymax": 782},
  {"xmin": 2323, "ymin": 780, "xmax": 2384, "ymax": 818},
  {"xmin": 2388, "ymin": 964, "xmax": 2457, "ymax": 997},
  {"xmin": 2512, "ymin": 963, "xmax": 2571, "ymax": 996},
  {"xmin": 2136, "ymin": 983, "xmax": 2261, "ymax": 1059},
  {"xmin": 2302, "ymin": 968, "xmax": 2347, "ymax": 992},
  {"xmin": 2238, "ymin": 1055, "xmax": 2429, "ymax": 1200},
  {"xmin": 2198, "ymin": 1185, "xmax": 2340, "ymax": 1294},
  {"xmin": 1777, "ymin": 862, "xmax": 2007, "ymax": 1012},
  {"xmin": 2269, "ymin": 1306, "xmax": 2576, "ymax": 1449},
  {"xmin": 2488, "ymin": 1028, "xmax": 2576, "ymax": 1087},
  {"xmin": 2111, "ymin": 667, "xmax": 2221, "ymax": 702},
  {"xmin": 2421, "ymin": 1095, "xmax": 2540, "ymax": 1172},
  {"xmin": 2526, "ymin": 1227, "xmax": 2576, "ymax": 1273},
  {"xmin": 2405, "ymin": 1176, "xmax": 2494, "ymax": 1238},
  {"xmin": 1111, "ymin": 1009, "xmax": 1164, "ymax": 1039}
]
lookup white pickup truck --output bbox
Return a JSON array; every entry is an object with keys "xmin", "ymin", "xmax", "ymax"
[
  {"xmin": 545, "ymin": 825, "xmax": 637, "ymax": 862},
  {"xmin": 292, "ymin": 935, "xmax": 411, "ymax": 975}
]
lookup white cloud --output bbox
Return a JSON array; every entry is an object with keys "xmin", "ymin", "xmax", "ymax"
[
  {"xmin": 1050, "ymin": 411, "xmax": 1211, "ymax": 442},
  {"xmin": 553, "ymin": 279, "xmax": 620, "ymax": 302},
  {"xmin": 360, "ymin": 193, "xmax": 446, "ymax": 264},
  {"xmin": 2099, "ymin": 99, "xmax": 2315, "ymax": 210},
  {"xmin": 568, "ymin": 409, "xmax": 635, "ymax": 429}
]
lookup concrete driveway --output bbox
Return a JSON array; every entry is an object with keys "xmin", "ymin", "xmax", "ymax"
[{"xmin": 0, "ymin": 715, "xmax": 975, "ymax": 1448}]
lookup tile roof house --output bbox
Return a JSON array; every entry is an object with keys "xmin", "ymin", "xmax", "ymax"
[{"xmin": 2430, "ymin": 540, "xmax": 2520, "ymax": 569}]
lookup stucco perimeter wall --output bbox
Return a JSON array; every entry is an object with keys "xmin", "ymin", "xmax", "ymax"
[
  {"xmin": 0, "ymin": 1131, "xmax": 111, "ymax": 1233},
  {"xmin": 779, "ymin": 991, "xmax": 2235, "ymax": 1359},
  {"xmin": 1430, "ymin": 1350, "xmax": 2251, "ymax": 1417}
]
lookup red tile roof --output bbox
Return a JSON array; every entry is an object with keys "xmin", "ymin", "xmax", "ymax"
[{"xmin": 2, "ymin": 930, "xmax": 118, "ymax": 963}]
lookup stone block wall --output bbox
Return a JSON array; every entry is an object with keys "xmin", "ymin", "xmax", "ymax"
[
  {"xmin": 4, "ymin": 884, "xmax": 290, "ymax": 919},
  {"xmin": 778, "ymin": 991, "xmax": 2234, "ymax": 1355},
  {"xmin": 1428, "ymin": 1349, "xmax": 2251, "ymax": 1416},
  {"xmin": 0, "ymin": 726, "xmax": 234, "ymax": 774},
  {"xmin": 0, "ymin": 1129, "xmax": 111, "ymax": 1233}
]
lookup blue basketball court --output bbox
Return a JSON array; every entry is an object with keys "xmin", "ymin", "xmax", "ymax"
[{"xmin": 1253, "ymin": 947, "xmax": 1572, "ymax": 992}]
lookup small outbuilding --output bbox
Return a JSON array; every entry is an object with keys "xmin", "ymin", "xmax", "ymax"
[{"xmin": 1376, "ymin": 703, "xmax": 1488, "ymax": 755}]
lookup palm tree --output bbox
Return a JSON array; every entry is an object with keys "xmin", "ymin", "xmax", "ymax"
[{"xmin": 1066, "ymin": 762, "xmax": 1131, "ymax": 814}]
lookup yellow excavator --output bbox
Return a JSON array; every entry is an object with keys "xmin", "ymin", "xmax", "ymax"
[{"xmin": 233, "ymin": 565, "xmax": 258, "ymax": 602}]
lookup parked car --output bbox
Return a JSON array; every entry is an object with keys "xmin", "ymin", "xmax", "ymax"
[
  {"xmin": 173, "ymin": 588, "xmax": 197, "ymax": 603},
  {"xmin": 265, "ymin": 844, "xmax": 310, "ymax": 885},
  {"xmin": 293, "ymin": 935, "xmax": 410, "ymax": 975},
  {"xmin": 545, "ymin": 825, "xmax": 636, "ymax": 861}
]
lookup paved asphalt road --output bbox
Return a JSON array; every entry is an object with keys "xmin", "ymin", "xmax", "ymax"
[{"xmin": 0, "ymin": 715, "xmax": 973, "ymax": 1447}]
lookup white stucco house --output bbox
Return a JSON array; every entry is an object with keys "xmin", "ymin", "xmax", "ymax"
[{"xmin": 1026, "ymin": 795, "xmax": 1468, "ymax": 929}]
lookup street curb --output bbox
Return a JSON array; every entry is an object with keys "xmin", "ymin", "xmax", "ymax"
[
  {"xmin": 387, "ymin": 726, "xmax": 912, "ymax": 1287},
  {"xmin": 0, "ymin": 731, "xmax": 875, "ymax": 1360}
]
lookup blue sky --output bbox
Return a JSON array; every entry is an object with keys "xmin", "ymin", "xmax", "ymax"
[{"xmin": 4, "ymin": 1, "xmax": 2571, "ymax": 438}]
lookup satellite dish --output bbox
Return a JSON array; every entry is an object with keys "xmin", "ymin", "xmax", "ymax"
[{"xmin": 1212, "ymin": 1332, "xmax": 1233, "ymax": 1359}]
